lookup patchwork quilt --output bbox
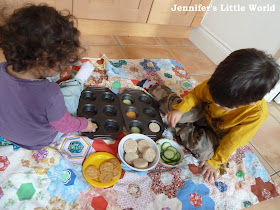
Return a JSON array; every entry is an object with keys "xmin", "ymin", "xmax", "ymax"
[{"xmin": 0, "ymin": 56, "xmax": 279, "ymax": 209}]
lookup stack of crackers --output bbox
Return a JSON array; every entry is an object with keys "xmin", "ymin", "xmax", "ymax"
[{"xmin": 84, "ymin": 158, "xmax": 121, "ymax": 183}]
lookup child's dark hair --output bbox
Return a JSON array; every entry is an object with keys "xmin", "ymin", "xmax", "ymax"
[
  {"xmin": 208, "ymin": 48, "xmax": 280, "ymax": 108},
  {"xmin": 0, "ymin": 4, "xmax": 81, "ymax": 72}
]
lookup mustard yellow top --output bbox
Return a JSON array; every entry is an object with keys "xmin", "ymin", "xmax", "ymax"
[{"xmin": 173, "ymin": 80, "xmax": 268, "ymax": 169}]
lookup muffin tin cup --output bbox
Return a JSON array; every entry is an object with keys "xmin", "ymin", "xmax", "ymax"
[
  {"xmin": 77, "ymin": 87, "xmax": 123, "ymax": 140},
  {"xmin": 119, "ymin": 89, "xmax": 164, "ymax": 140}
]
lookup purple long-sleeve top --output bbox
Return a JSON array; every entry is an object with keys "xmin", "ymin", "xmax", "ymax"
[{"xmin": 0, "ymin": 62, "xmax": 88, "ymax": 150}]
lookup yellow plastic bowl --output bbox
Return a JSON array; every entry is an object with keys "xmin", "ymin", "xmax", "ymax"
[{"xmin": 82, "ymin": 152, "xmax": 122, "ymax": 188}]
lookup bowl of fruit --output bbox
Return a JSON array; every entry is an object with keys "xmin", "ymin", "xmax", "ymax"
[{"xmin": 156, "ymin": 138, "xmax": 184, "ymax": 167}]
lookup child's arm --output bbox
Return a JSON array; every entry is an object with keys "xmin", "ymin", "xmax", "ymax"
[
  {"xmin": 172, "ymin": 91, "xmax": 202, "ymax": 114},
  {"xmin": 49, "ymin": 111, "xmax": 96, "ymax": 133},
  {"xmin": 46, "ymin": 85, "xmax": 96, "ymax": 134},
  {"xmin": 165, "ymin": 110, "xmax": 183, "ymax": 128},
  {"xmin": 81, "ymin": 119, "xmax": 97, "ymax": 133},
  {"xmin": 199, "ymin": 161, "xmax": 218, "ymax": 182},
  {"xmin": 165, "ymin": 80, "xmax": 208, "ymax": 127},
  {"xmin": 207, "ymin": 112, "xmax": 267, "ymax": 169},
  {"xmin": 200, "ymin": 112, "xmax": 267, "ymax": 182}
]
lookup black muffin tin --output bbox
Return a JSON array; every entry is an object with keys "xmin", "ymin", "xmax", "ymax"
[
  {"xmin": 119, "ymin": 89, "xmax": 164, "ymax": 140},
  {"xmin": 77, "ymin": 87, "xmax": 123, "ymax": 140}
]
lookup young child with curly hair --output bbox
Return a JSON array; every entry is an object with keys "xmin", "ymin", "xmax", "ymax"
[
  {"xmin": 150, "ymin": 48, "xmax": 280, "ymax": 182},
  {"xmin": 0, "ymin": 5, "xmax": 96, "ymax": 150}
]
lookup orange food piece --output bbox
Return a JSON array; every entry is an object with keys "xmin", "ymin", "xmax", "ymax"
[{"xmin": 126, "ymin": 111, "xmax": 137, "ymax": 119}]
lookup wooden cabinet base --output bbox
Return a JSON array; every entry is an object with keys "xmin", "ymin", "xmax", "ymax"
[{"xmin": 77, "ymin": 19, "xmax": 191, "ymax": 38}]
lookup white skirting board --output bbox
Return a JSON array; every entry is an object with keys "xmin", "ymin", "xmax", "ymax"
[
  {"xmin": 264, "ymin": 57, "xmax": 280, "ymax": 102},
  {"xmin": 264, "ymin": 81, "xmax": 280, "ymax": 102},
  {"xmin": 188, "ymin": 24, "xmax": 233, "ymax": 65},
  {"xmin": 274, "ymin": 57, "xmax": 280, "ymax": 103},
  {"xmin": 274, "ymin": 93, "xmax": 280, "ymax": 104},
  {"xmin": 189, "ymin": 26, "xmax": 280, "ymax": 102}
]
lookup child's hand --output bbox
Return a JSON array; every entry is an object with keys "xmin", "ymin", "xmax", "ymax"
[
  {"xmin": 81, "ymin": 120, "xmax": 97, "ymax": 133},
  {"xmin": 165, "ymin": 110, "xmax": 183, "ymax": 128},
  {"xmin": 199, "ymin": 161, "xmax": 218, "ymax": 182}
]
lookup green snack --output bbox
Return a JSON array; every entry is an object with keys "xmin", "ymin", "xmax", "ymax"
[
  {"xmin": 159, "ymin": 142, "xmax": 181, "ymax": 165},
  {"xmin": 131, "ymin": 126, "xmax": 141, "ymax": 133},
  {"xmin": 123, "ymin": 99, "xmax": 132, "ymax": 105},
  {"xmin": 112, "ymin": 81, "xmax": 121, "ymax": 90}
]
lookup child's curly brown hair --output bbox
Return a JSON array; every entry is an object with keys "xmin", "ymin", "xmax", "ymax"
[{"xmin": 0, "ymin": 4, "xmax": 82, "ymax": 72}]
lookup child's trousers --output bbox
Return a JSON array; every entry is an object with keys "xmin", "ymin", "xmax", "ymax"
[{"xmin": 149, "ymin": 84, "xmax": 221, "ymax": 161}]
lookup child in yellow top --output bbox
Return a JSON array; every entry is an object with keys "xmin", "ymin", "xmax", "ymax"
[{"xmin": 165, "ymin": 48, "xmax": 280, "ymax": 182}]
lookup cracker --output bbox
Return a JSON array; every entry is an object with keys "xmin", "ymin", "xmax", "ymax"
[
  {"xmin": 99, "ymin": 162, "xmax": 113, "ymax": 173},
  {"xmin": 84, "ymin": 165, "xmax": 100, "ymax": 179},
  {"xmin": 111, "ymin": 167, "xmax": 121, "ymax": 179},
  {"xmin": 107, "ymin": 158, "xmax": 120, "ymax": 169},
  {"xmin": 99, "ymin": 172, "xmax": 113, "ymax": 183}
]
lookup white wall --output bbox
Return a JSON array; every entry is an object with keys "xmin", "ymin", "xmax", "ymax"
[{"xmin": 189, "ymin": 0, "xmax": 280, "ymax": 65}]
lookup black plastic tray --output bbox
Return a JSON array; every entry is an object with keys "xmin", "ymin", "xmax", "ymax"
[
  {"xmin": 119, "ymin": 89, "xmax": 164, "ymax": 140},
  {"xmin": 77, "ymin": 87, "xmax": 123, "ymax": 140}
]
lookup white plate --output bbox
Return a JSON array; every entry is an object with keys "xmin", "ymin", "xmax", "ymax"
[{"xmin": 118, "ymin": 134, "xmax": 160, "ymax": 171}]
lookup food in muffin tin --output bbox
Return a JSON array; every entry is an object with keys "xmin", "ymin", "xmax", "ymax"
[
  {"xmin": 149, "ymin": 122, "xmax": 160, "ymax": 133},
  {"xmin": 92, "ymin": 122, "xmax": 98, "ymax": 129},
  {"xmin": 130, "ymin": 126, "xmax": 141, "ymax": 133},
  {"xmin": 126, "ymin": 111, "xmax": 137, "ymax": 119},
  {"xmin": 122, "ymin": 99, "xmax": 132, "ymax": 105}
]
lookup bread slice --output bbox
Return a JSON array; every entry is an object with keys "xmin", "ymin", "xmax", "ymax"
[
  {"xmin": 125, "ymin": 152, "xmax": 139, "ymax": 165},
  {"xmin": 137, "ymin": 139, "xmax": 150, "ymax": 153},
  {"xmin": 143, "ymin": 147, "xmax": 156, "ymax": 162},
  {"xmin": 133, "ymin": 158, "xmax": 148, "ymax": 169},
  {"xmin": 123, "ymin": 139, "xmax": 138, "ymax": 153}
]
